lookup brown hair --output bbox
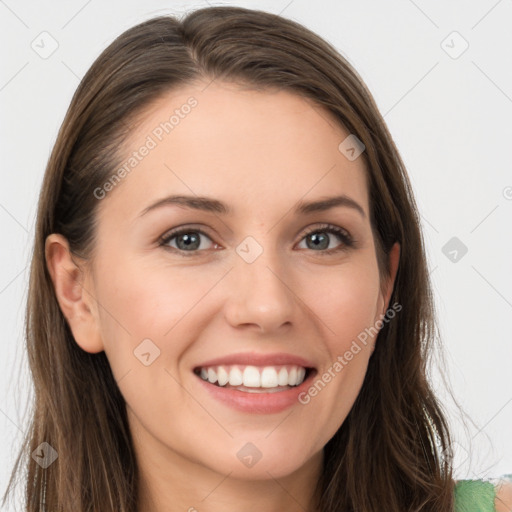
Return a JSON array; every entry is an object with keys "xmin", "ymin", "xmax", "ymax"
[{"xmin": 2, "ymin": 6, "xmax": 455, "ymax": 511}]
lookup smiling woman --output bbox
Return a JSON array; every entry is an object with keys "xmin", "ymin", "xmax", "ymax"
[{"xmin": 2, "ymin": 5, "xmax": 511, "ymax": 512}]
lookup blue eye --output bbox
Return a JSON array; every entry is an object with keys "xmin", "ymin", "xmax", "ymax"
[{"xmin": 158, "ymin": 223, "xmax": 355, "ymax": 256}]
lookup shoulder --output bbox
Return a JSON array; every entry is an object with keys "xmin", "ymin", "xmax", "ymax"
[
  {"xmin": 454, "ymin": 475, "xmax": 512, "ymax": 512},
  {"xmin": 494, "ymin": 476, "xmax": 512, "ymax": 512}
]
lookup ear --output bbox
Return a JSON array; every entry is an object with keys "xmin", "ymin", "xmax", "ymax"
[
  {"xmin": 379, "ymin": 242, "xmax": 400, "ymax": 316},
  {"xmin": 45, "ymin": 233, "xmax": 104, "ymax": 354},
  {"xmin": 370, "ymin": 242, "xmax": 400, "ymax": 355},
  {"xmin": 373, "ymin": 241, "xmax": 400, "ymax": 329}
]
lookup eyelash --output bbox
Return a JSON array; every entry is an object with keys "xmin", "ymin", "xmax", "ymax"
[{"xmin": 158, "ymin": 223, "xmax": 355, "ymax": 257}]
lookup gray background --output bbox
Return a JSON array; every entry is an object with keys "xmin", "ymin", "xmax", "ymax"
[{"xmin": 1, "ymin": 0, "xmax": 511, "ymax": 507}]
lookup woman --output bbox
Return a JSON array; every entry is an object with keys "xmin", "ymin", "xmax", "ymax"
[{"xmin": 2, "ymin": 5, "xmax": 511, "ymax": 511}]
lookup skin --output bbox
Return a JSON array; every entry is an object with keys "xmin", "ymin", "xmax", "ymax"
[
  {"xmin": 496, "ymin": 481, "xmax": 512, "ymax": 511},
  {"xmin": 45, "ymin": 80, "xmax": 400, "ymax": 512}
]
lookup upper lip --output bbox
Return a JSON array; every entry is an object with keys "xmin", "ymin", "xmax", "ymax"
[{"xmin": 194, "ymin": 352, "xmax": 316, "ymax": 370}]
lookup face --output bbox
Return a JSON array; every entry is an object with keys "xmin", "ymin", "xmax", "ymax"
[{"xmin": 47, "ymin": 81, "xmax": 399, "ymax": 486}]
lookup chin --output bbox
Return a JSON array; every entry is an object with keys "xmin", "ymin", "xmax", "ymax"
[
  {"xmin": 228, "ymin": 438, "xmax": 318, "ymax": 480},
  {"xmin": 224, "ymin": 457, "xmax": 310, "ymax": 481}
]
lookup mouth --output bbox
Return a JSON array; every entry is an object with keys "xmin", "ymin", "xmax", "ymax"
[
  {"xmin": 193, "ymin": 364, "xmax": 316, "ymax": 393},
  {"xmin": 191, "ymin": 352, "xmax": 318, "ymax": 413}
]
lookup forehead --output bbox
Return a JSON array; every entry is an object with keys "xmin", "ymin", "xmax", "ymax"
[{"xmin": 98, "ymin": 80, "xmax": 370, "ymax": 223}]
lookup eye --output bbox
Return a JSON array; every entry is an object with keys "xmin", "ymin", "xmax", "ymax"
[
  {"xmin": 159, "ymin": 227, "xmax": 218, "ymax": 255},
  {"xmin": 158, "ymin": 223, "xmax": 355, "ymax": 256},
  {"xmin": 296, "ymin": 223, "xmax": 354, "ymax": 254}
]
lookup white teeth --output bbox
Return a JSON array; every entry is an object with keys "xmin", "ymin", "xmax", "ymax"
[
  {"xmin": 243, "ymin": 366, "xmax": 261, "ymax": 387},
  {"xmin": 288, "ymin": 366, "xmax": 297, "ymax": 386},
  {"xmin": 207, "ymin": 368, "xmax": 217, "ymax": 384},
  {"xmin": 217, "ymin": 366, "xmax": 229, "ymax": 386},
  {"xmin": 229, "ymin": 366, "xmax": 243, "ymax": 386},
  {"xmin": 261, "ymin": 367, "xmax": 278, "ymax": 388},
  {"xmin": 277, "ymin": 367, "xmax": 289, "ymax": 386},
  {"xmin": 196, "ymin": 364, "xmax": 309, "ymax": 388}
]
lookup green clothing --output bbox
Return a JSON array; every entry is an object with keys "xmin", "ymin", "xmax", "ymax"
[{"xmin": 455, "ymin": 474, "xmax": 512, "ymax": 511}]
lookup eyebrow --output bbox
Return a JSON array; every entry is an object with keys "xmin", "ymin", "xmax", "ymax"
[{"xmin": 138, "ymin": 194, "xmax": 366, "ymax": 219}]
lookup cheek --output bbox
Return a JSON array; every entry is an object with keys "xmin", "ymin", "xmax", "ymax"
[
  {"xmin": 98, "ymin": 252, "xmax": 216, "ymax": 329},
  {"xmin": 295, "ymin": 257, "xmax": 381, "ymax": 436},
  {"xmin": 306, "ymin": 257, "xmax": 381, "ymax": 349},
  {"xmin": 298, "ymin": 336, "xmax": 376, "ymax": 456},
  {"xmin": 93, "ymin": 262, "xmax": 212, "ymax": 430},
  {"xmin": 93, "ymin": 258, "xmax": 209, "ymax": 377}
]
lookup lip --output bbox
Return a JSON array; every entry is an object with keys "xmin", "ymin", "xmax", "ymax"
[
  {"xmin": 193, "ymin": 351, "xmax": 316, "ymax": 370},
  {"xmin": 192, "ymin": 351, "xmax": 317, "ymax": 414}
]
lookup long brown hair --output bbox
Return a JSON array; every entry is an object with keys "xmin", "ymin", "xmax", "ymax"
[{"xmin": 2, "ymin": 6, "xmax": 455, "ymax": 511}]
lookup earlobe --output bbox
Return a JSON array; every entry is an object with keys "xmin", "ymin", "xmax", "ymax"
[{"xmin": 45, "ymin": 233, "xmax": 104, "ymax": 354}]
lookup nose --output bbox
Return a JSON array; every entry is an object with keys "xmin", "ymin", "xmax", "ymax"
[{"xmin": 223, "ymin": 246, "xmax": 297, "ymax": 334}]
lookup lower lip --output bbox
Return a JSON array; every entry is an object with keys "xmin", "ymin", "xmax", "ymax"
[{"xmin": 194, "ymin": 370, "xmax": 317, "ymax": 414}]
